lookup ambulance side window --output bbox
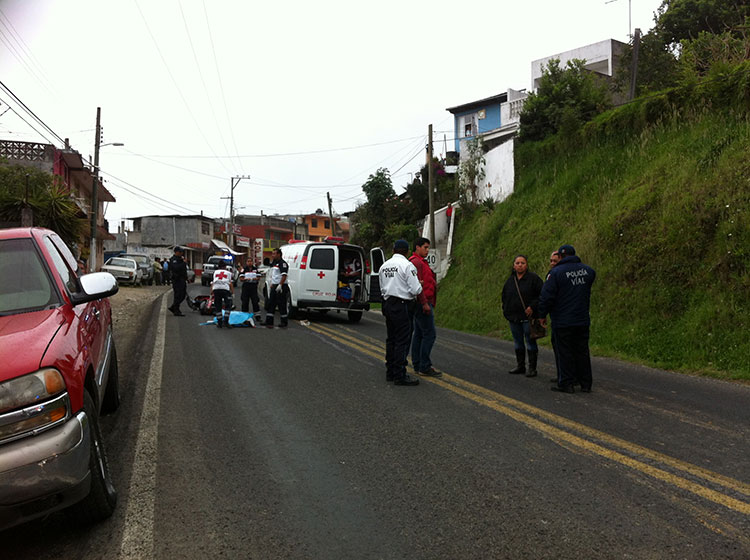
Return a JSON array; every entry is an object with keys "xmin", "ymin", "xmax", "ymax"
[{"xmin": 309, "ymin": 248, "xmax": 334, "ymax": 270}]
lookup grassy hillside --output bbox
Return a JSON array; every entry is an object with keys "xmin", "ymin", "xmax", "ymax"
[{"xmin": 437, "ymin": 103, "xmax": 750, "ymax": 380}]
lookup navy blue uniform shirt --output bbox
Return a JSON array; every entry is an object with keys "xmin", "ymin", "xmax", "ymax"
[{"xmin": 535, "ymin": 255, "xmax": 596, "ymax": 328}]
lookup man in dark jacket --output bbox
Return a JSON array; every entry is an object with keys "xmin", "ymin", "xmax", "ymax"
[
  {"xmin": 168, "ymin": 246, "xmax": 188, "ymax": 316},
  {"xmin": 535, "ymin": 244, "xmax": 596, "ymax": 393}
]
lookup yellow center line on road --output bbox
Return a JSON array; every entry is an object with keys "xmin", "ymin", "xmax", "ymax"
[{"xmin": 305, "ymin": 321, "xmax": 750, "ymax": 515}]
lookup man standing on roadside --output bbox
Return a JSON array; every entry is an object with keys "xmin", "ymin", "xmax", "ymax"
[
  {"xmin": 535, "ymin": 244, "xmax": 596, "ymax": 393},
  {"xmin": 168, "ymin": 246, "xmax": 188, "ymax": 316},
  {"xmin": 379, "ymin": 239, "xmax": 428, "ymax": 386},
  {"xmin": 409, "ymin": 237, "xmax": 441, "ymax": 378},
  {"xmin": 153, "ymin": 257, "xmax": 163, "ymax": 285},
  {"xmin": 264, "ymin": 248, "xmax": 289, "ymax": 328}
]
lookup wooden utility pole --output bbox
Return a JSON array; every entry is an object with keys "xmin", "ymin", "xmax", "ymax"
[
  {"xmin": 629, "ymin": 28, "xmax": 642, "ymax": 101},
  {"xmin": 89, "ymin": 107, "xmax": 102, "ymax": 272},
  {"xmin": 223, "ymin": 175, "xmax": 250, "ymax": 248},
  {"xmin": 427, "ymin": 124, "xmax": 435, "ymax": 243},
  {"xmin": 327, "ymin": 192, "xmax": 335, "ymax": 236}
]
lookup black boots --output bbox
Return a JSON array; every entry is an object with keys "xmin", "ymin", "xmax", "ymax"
[
  {"xmin": 526, "ymin": 350, "xmax": 538, "ymax": 377},
  {"xmin": 508, "ymin": 349, "xmax": 526, "ymax": 374}
]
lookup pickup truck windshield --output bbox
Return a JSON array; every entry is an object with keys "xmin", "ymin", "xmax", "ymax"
[{"xmin": 0, "ymin": 238, "xmax": 60, "ymax": 315}]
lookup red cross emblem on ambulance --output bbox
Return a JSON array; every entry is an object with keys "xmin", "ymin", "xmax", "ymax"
[
  {"xmin": 317, "ymin": 271, "xmax": 325, "ymax": 279},
  {"xmin": 215, "ymin": 270, "xmax": 230, "ymax": 281}
]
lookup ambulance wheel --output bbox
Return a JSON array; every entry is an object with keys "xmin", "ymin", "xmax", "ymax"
[
  {"xmin": 348, "ymin": 311, "xmax": 363, "ymax": 323},
  {"xmin": 286, "ymin": 291, "xmax": 296, "ymax": 319}
]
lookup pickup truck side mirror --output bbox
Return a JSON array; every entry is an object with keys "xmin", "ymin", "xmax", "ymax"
[{"xmin": 70, "ymin": 272, "xmax": 119, "ymax": 306}]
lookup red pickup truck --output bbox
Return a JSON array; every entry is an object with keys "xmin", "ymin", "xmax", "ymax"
[{"xmin": 0, "ymin": 227, "xmax": 120, "ymax": 530}]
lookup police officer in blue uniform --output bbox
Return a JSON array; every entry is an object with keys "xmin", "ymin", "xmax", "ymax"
[
  {"xmin": 535, "ymin": 244, "xmax": 596, "ymax": 393},
  {"xmin": 168, "ymin": 246, "xmax": 188, "ymax": 316}
]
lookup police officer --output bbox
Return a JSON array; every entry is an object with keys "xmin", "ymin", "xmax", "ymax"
[
  {"xmin": 168, "ymin": 246, "xmax": 188, "ymax": 316},
  {"xmin": 211, "ymin": 262, "xmax": 235, "ymax": 328},
  {"xmin": 379, "ymin": 239, "xmax": 428, "ymax": 386},
  {"xmin": 264, "ymin": 248, "xmax": 289, "ymax": 328},
  {"xmin": 535, "ymin": 244, "xmax": 596, "ymax": 393},
  {"xmin": 240, "ymin": 257, "xmax": 261, "ymax": 313}
]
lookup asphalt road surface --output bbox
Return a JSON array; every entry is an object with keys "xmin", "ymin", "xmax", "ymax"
[{"xmin": 4, "ymin": 288, "xmax": 750, "ymax": 559}]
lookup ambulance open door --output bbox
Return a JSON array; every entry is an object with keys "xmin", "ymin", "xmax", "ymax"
[{"xmin": 367, "ymin": 247, "xmax": 385, "ymax": 303}]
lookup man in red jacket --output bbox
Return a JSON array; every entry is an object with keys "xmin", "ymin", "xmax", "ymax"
[{"xmin": 410, "ymin": 237, "xmax": 441, "ymax": 377}]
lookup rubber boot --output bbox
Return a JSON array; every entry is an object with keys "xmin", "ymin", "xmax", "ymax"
[
  {"xmin": 217, "ymin": 311, "xmax": 223, "ymax": 328},
  {"xmin": 508, "ymin": 349, "xmax": 526, "ymax": 374},
  {"xmin": 525, "ymin": 350, "xmax": 538, "ymax": 377}
]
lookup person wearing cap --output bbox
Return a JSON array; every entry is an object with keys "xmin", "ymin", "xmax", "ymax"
[
  {"xmin": 168, "ymin": 246, "xmax": 188, "ymax": 316},
  {"xmin": 409, "ymin": 237, "xmax": 441, "ymax": 377},
  {"xmin": 534, "ymin": 244, "xmax": 596, "ymax": 393},
  {"xmin": 379, "ymin": 239, "xmax": 429, "ymax": 386}
]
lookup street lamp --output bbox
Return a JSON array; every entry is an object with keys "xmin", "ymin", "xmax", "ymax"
[{"xmin": 89, "ymin": 106, "xmax": 124, "ymax": 272}]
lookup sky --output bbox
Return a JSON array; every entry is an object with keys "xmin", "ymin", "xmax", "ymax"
[{"xmin": 0, "ymin": 0, "xmax": 663, "ymax": 231}]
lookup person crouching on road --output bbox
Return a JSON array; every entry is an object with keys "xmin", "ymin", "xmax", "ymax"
[
  {"xmin": 409, "ymin": 237, "xmax": 441, "ymax": 377},
  {"xmin": 534, "ymin": 244, "xmax": 597, "ymax": 393},
  {"xmin": 241, "ymin": 257, "xmax": 261, "ymax": 313},
  {"xmin": 264, "ymin": 248, "xmax": 289, "ymax": 328},
  {"xmin": 501, "ymin": 254, "xmax": 543, "ymax": 377},
  {"xmin": 211, "ymin": 262, "xmax": 235, "ymax": 328},
  {"xmin": 379, "ymin": 239, "xmax": 428, "ymax": 386}
]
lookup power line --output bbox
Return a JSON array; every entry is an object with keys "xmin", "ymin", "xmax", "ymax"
[
  {"xmin": 0, "ymin": 92, "xmax": 60, "ymax": 145},
  {"xmin": 132, "ymin": 0, "xmax": 235, "ymax": 177},
  {"xmin": 0, "ymin": 79, "xmax": 65, "ymax": 145}
]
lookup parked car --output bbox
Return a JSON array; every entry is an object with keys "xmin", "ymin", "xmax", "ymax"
[
  {"xmin": 102, "ymin": 257, "xmax": 143, "ymax": 286},
  {"xmin": 0, "ymin": 227, "xmax": 120, "ymax": 530},
  {"xmin": 120, "ymin": 253, "xmax": 154, "ymax": 285}
]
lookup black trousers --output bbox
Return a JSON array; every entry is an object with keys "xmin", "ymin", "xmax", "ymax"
[
  {"xmin": 383, "ymin": 297, "xmax": 414, "ymax": 381},
  {"xmin": 171, "ymin": 279, "xmax": 186, "ymax": 310},
  {"xmin": 265, "ymin": 284, "xmax": 288, "ymax": 326},
  {"xmin": 213, "ymin": 288, "xmax": 232, "ymax": 314},
  {"xmin": 554, "ymin": 325, "xmax": 592, "ymax": 389},
  {"xmin": 241, "ymin": 282, "xmax": 260, "ymax": 313}
]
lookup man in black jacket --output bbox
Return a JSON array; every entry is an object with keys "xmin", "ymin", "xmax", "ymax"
[
  {"xmin": 168, "ymin": 246, "xmax": 188, "ymax": 316},
  {"xmin": 535, "ymin": 245, "xmax": 596, "ymax": 393}
]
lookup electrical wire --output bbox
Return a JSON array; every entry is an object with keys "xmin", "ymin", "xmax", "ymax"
[
  {"xmin": 0, "ymin": 79, "xmax": 65, "ymax": 145},
  {"xmin": 132, "ymin": 0, "xmax": 235, "ymax": 177},
  {"xmin": 0, "ymin": 92, "xmax": 60, "ymax": 145}
]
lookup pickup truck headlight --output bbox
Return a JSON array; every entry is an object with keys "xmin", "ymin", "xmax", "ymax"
[{"xmin": 0, "ymin": 369, "xmax": 69, "ymax": 442}]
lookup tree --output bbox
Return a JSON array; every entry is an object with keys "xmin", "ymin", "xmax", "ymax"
[
  {"xmin": 351, "ymin": 168, "xmax": 396, "ymax": 249},
  {"xmin": 457, "ymin": 137, "xmax": 485, "ymax": 207},
  {"xmin": 0, "ymin": 162, "xmax": 85, "ymax": 247},
  {"xmin": 519, "ymin": 58, "xmax": 611, "ymax": 143},
  {"xmin": 655, "ymin": 0, "xmax": 750, "ymax": 47}
]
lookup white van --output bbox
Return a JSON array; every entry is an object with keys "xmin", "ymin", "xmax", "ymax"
[{"xmin": 264, "ymin": 238, "xmax": 385, "ymax": 322}]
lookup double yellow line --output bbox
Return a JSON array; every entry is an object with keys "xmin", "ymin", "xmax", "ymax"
[{"xmin": 305, "ymin": 321, "xmax": 750, "ymax": 518}]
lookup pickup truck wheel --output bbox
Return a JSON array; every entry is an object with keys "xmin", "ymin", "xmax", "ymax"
[
  {"xmin": 71, "ymin": 391, "xmax": 117, "ymax": 524},
  {"xmin": 202, "ymin": 278, "xmax": 208, "ymax": 287},
  {"xmin": 347, "ymin": 310, "xmax": 363, "ymax": 323},
  {"xmin": 101, "ymin": 342, "xmax": 120, "ymax": 414}
]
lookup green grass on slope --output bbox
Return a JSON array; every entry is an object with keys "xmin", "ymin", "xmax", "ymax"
[{"xmin": 437, "ymin": 111, "xmax": 750, "ymax": 380}]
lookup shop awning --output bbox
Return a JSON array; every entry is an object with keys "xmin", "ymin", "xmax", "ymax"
[{"xmin": 211, "ymin": 238, "xmax": 244, "ymax": 256}]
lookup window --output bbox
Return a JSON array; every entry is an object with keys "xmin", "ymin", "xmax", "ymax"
[
  {"xmin": 311, "ymin": 219, "xmax": 318, "ymax": 228},
  {"xmin": 462, "ymin": 113, "xmax": 477, "ymax": 137},
  {"xmin": 201, "ymin": 221, "xmax": 210, "ymax": 235},
  {"xmin": 324, "ymin": 220, "xmax": 330, "ymax": 229},
  {"xmin": 43, "ymin": 237, "xmax": 78, "ymax": 294},
  {"xmin": 0, "ymin": 239, "xmax": 59, "ymax": 314},
  {"xmin": 309, "ymin": 247, "xmax": 334, "ymax": 270}
]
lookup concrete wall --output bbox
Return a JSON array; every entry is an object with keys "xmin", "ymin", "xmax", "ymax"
[
  {"xmin": 458, "ymin": 137, "xmax": 515, "ymax": 203},
  {"xmin": 138, "ymin": 216, "xmax": 214, "ymax": 246},
  {"xmin": 531, "ymin": 39, "xmax": 626, "ymax": 90}
]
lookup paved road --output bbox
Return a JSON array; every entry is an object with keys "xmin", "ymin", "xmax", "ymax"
[{"xmin": 4, "ymin": 288, "xmax": 750, "ymax": 559}]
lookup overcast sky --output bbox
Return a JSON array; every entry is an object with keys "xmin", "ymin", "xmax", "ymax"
[{"xmin": 0, "ymin": 0, "xmax": 662, "ymax": 231}]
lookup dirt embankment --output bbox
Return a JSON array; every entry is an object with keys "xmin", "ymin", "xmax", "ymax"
[{"xmin": 109, "ymin": 285, "xmax": 171, "ymax": 355}]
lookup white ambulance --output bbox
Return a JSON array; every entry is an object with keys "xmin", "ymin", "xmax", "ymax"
[{"xmin": 263, "ymin": 237, "xmax": 385, "ymax": 322}]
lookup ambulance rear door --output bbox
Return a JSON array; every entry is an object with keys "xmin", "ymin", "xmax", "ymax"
[
  {"xmin": 302, "ymin": 244, "xmax": 338, "ymax": 304},
  {"xmin": 367, "ymin": 247, "xmax": 385, "ymax": 303}
]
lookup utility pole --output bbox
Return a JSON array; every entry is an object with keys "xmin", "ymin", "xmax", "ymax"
[
  {"xmin": 221, "ymin": 175, "xmax": 250, "ymax": 248},
  {"xmin": 629, "ymin": 28, "xmax": 642, "ymax": 101},
  {"xmin": 326, "ymin": 192, "xmax": 335, "ymax": 237},
  {"xmin": 427, "ymin": 124, "xmax": 435, "ymax": 244},
  {"xmin": 90, "ymin": 107, "xmax": 102, "ymax": 273}
]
